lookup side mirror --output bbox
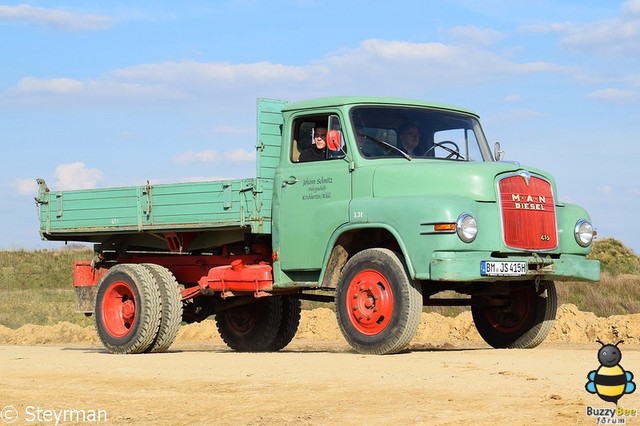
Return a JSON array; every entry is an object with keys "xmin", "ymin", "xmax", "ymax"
[
  {"xmin": 494, "ymin": 142, "xmax": 505, "ymax": 161},
  {"xmin": 327, "ymin": 129, "xmax": 342, "ymax": 152}
]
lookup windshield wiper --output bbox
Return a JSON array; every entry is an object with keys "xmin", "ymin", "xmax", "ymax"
[{"xmin": 363, "ymin": 134, "xmax": 412, "ymax": 161}]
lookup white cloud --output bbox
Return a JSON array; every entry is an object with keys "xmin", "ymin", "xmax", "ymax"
[
  {"xmin": 587, "ymin": 88, "xmax": 639, "ymax": 102},
  {"xmin": 14, "ymin": 178, "xmax": 38, "ymax": 195},
  {"xmin": 13, "ymin": 77, "xmax": 188, "ymax": 103},
  {"xmin": 524, "ymin": 4, "xmax": 640, "ymax": 57},
  {"xmin": 112, "ymin": 61, "xmax": 317, "ymax": 85},
  {"xmin": 225, "ymin": 148, "xmax": 255, "ymax": 162},
  {"xmin": 597, "ymin": 185, "xmax": 613, "ymax": 195},
  {"xmin": 53, "ymin": 162, "xmax": 103, "ymax": 190},
  {"xmin": 174, "ymin": 149, "xmax": 220, "ymax": 164},
  {"xmin": 174, "ymin": 149, "xmax": 255, "ymax": 164},
  {"xmin": 18, "ymin": 77, "xmax": 84, "ymax": 94},
  {"xmin": 442, "ymin": 26, "xmax": 504, "ymax": 46},
  {"xmin": 0, "ymin": 4, "xmax": 114, "ymax": 31},
  {"xmin": 503, "ymin": 95, "xmax": 522, "ymax": 103},
  {"xmin": 624, "ymin": 0, "xmax": 640, "ymax": 15},
  {"xmin": 4, "ymin": 38, "xmax": 577, "ymax": 108}
]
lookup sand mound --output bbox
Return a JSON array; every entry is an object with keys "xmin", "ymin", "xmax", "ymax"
[
  {"xmin": 0, "ymin": 321, "xmax": 100, "ymax": 345},
  {"xmin": 0, "ymin": 304, "xmax": 637, "ymax": 346}
]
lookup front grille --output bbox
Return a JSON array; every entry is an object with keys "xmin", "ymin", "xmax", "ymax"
[{"xmin": 498, "ymin": 172, "xmax": 558, "ymax": 251}]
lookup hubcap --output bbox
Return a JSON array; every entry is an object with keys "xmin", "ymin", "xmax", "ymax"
[
  {"xmin": 484, "ymin": 288, "xmax": 532, "ymax": 332},
  {"xmin": 101, "ymin": 281, "xmax": 137, "ymax": 338},
  {"xmin": 346, "ymin": 270, "xmax": 394, "ymax": 335},
  {"xmin": 225, "ymin": 306, "xmax": 258, "ymax": 336}
]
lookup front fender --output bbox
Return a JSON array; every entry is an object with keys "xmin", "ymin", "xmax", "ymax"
[{"xmin": 318, "ymin": 222, "xmax": 417, "ymax": 286}]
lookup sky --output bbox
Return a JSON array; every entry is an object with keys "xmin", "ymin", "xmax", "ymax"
[{"xmin": 0, "ymin": 0, "xmax": 639, "ymax": 254}]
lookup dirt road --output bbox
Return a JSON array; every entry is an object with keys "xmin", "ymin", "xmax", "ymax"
[{"xmin": 1, "ymin": 306, "xmax": 639, "ymax": 425}]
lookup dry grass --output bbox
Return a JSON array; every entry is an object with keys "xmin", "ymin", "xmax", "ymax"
[
  {"xmin": 0, "ymin": 247, "xmax": 93, "ymax": 291},
  {"xmin": 558, "ymin": 274, "xmax": 640, "ymax": 317},
  {"xmin": 0, "ymin": 289, "xmax": 94, "ymax": 329}
]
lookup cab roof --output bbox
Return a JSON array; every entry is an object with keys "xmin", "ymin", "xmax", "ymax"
[{"xmin": 282, "ymin": 96, "xmax": 479, "ymax": 118}]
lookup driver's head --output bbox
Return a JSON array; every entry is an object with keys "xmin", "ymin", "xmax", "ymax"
[
  {"xmin": 313, "ymin": 125, "xmax": 327, "ymax": 150},
  {"xmin": 398, "ymin": 124, "xmax": 420, "ymax": 154}
]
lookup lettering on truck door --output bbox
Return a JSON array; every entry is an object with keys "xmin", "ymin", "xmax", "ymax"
[{"xmin": 276, "ymin": 114, "xmax": 351, "ymax": 271}]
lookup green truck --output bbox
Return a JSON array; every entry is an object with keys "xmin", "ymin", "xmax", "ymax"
[{"xmin": 36, "ymin": 97, "xmax": 600, "ymax": 355}]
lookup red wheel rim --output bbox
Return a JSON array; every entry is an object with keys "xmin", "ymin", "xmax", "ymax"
[
  {"xmin": 225, "ymin": 307, "xmax": 258, "ymax": 336},
  {"xmin": 483, "ymin": 288, "xmax": 532, "ymax": 333},
  {"xmin": 346, "ymin": 269, "xmax": 394, "ymax": 335},
  {"xmin": 101, "ymin": 280, "xmax": 137, "ymax": 338}
]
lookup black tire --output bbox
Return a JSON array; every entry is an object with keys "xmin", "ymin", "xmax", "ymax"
[
  {"xmin": 472, "ymin": 280, "xmax": 557, "ymax": 349},
  {"xmin": 141, "ymin": 264, "xmax": 183, "ymax": 353},
  {"xmin": 335, "ymin": 248, "xmax": 423, "ymax": 355},
  {"xmin": 268, "ymin": 296, "xmax": 301, "ymax": 351},
  {"xmin": 95, "ymin": 264, "xmax": 162, "ymax": 354},
  {"xmin": 216, "ymin": 297, "xmax": 283, "ymax": 352}
]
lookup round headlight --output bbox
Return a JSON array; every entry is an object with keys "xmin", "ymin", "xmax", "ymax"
[
  {"xmin": 456, "ymin": 213, "xmax": 477, "ymax": 243},
  {"xmin": 574, "ymin": 219, "xmax": 594, "ymax": 247}
]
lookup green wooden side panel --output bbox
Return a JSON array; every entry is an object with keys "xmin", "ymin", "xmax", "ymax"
[
  {"xmin": 40, "ymin": 186, "xmax": 142, "ymax": 233},
  {"xmin": 37, "ymin": 178, "xmax": 268, "ymax": 238},
  {"xmin": 149, "ymin": 179, "xmax": 257, "ymax": 227}
]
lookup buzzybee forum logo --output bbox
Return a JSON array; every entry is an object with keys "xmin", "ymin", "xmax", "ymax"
[
  {"xmin": 585, "ymin": 340, "xmax": 637, "ymax": 423},
  {"xmin": 586, "ymin": 340, "xmax": 636, "ymax": 404}
]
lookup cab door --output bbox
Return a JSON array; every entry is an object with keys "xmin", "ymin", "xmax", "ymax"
[{"xmin": 273, "ymin": 114, "xmax": 351, "ymax": 271}]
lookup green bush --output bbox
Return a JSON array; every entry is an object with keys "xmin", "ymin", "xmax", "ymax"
[{"xmin": 588, "ymin": 238, "xmax": 640, "ymax": 276}]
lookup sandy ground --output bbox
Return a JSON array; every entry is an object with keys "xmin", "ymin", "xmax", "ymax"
[{"xmin": 1, "ymin": 305, "xmax": 639, "ymax": 425}]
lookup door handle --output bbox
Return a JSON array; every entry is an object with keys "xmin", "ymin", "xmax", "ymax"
[{"xmin": 282, "ymin": 176, "xmax": 298, "ymax": 187}]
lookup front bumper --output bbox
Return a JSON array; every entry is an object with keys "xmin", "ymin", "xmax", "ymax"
[{"xmin": 425, "ymin": 251, "xmax": 600, "ymax": 282}]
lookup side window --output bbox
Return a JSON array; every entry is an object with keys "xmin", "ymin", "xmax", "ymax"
[
  {"xmin": 291, "ymin": 115, "xmax": 339, "ymax": 163},
  {"xmin": 291, "ymin": 121, "xmax": 316, "ymax": 162},
  {"xmin": 433, "ymin": 128, "xmax": 482, "ymax": 161}
]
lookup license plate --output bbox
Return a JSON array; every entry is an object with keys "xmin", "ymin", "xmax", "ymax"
[{"xmin": 481, "ymin": 261, "xmax": 527, "ymax": 276}]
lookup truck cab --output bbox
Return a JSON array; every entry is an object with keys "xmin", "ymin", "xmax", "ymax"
[{"xmin": 270, "ymin": 97, "xmax": 598, "ymax": 353}]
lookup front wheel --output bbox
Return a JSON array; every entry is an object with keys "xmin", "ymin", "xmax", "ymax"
[
  {"xmin": 471, "ymin": 280, "xmax": 557, "ymax": 349},
  {"xmin": 335, "ymin": 248, "xmax": 422, "ymax": 355}
]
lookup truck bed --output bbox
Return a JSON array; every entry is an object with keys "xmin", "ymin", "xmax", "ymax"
[{"xmin": 36, "ymin": 177, "xmax": 271, "ymax": 244}]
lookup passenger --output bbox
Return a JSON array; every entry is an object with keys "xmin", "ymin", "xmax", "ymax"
[
  {"xmin": 397, "ymin": 124, "xmax": 421, "ymax": 156},
  {"xmin": 299, "ymin": 125, "xmax": 327, "ymax": 162}
]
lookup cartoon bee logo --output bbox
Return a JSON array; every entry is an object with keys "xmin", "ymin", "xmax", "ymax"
[{"xmin": 586, "ymin": 340, "xmax": 636, "ymax": 404}]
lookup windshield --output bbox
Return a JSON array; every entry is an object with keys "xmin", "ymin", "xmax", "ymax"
[{"xmin": 350, "ymin": 106, "xmax": 492, "ymax": 161}]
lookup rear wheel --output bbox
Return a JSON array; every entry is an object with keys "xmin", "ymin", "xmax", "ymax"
[
  {"xmin": 95, "ymin": 264, "xmax": 162, "ymax": 354},
  {"xmin": 268, "ymin": 296, "xmax": 301, "ymax": 351},
  {"xmin": 471, "ymin": 280, "xmax": 557, "ymax": 349},
  {"xmin": 216, "ymin": 297, "xmax": 283, "ymax": 352},
  {"xmin": 141, "ymin": 264, "xmax": 183, "ymax": 353},
  {"xmin": 335, "ymin": 248, "xmax": 422, "ymax": 355}
]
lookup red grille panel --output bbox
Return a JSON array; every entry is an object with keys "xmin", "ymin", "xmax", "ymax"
[{"xmin": 499, "ymin": 174, "xmax": 557, "ymax": 251}]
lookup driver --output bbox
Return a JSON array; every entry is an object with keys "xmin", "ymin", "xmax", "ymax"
[
  {"xmin": 397, "ymin": 124, "xmax": 421, "ymax": 156},
  {"xmin": 299, "ymin": 124, "xmax": 327, "ymax": 162}
]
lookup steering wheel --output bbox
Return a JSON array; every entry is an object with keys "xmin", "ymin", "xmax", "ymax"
[{"xmin": 424, "ymin": 140, "xmax": 463, "ymax": 159}]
